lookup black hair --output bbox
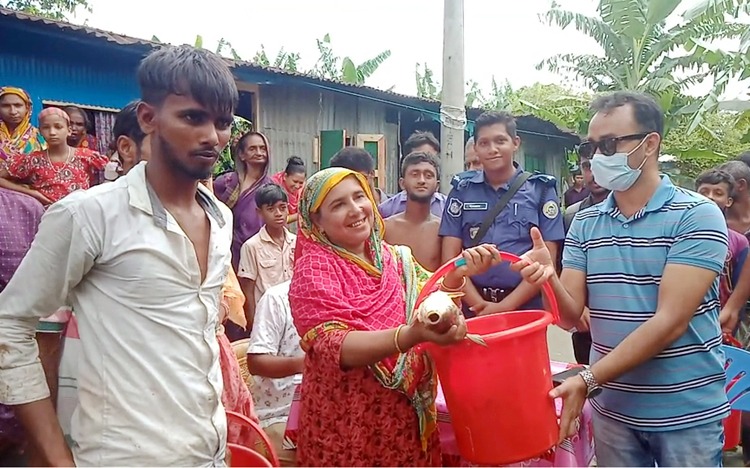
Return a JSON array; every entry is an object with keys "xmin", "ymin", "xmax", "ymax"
[
  {"xmin": 400, "ymin": 151, "xmax": 440, "ymax": 178},
  {"xmin": 403, "ymin": 131, "xmax": 440, "ymax": 155},
  {"xmin": 718, "ymin": 161, "xmax": 750, "ymax": 186},
  {"xmin": 580, "ymin": 159, "xmax": 591, "ymax": 170},
  {"xmin": 737, "ymin": 151, "xmax": 750, "ymax": 168},
  {"xmin": 63, "ymin": 106, "xmax": 89, "ymax": 127},
  {"xmin": 475, "ymin": 110, "xmax": 518, "ymax": 139},
  {"xmin": 590, "ymin": 91, "xmax": 664, "ymax": 137},
  {"xmin": 255, "ymin": 183, "xmax": 288, "ymax": 207},
  {"xmin": 113, "ymin": 100, "xmax": 146, "ymax": 146},
  {"xmin": 137, "ymin": 45, "xmax": 238, "ymax": 116},
  {"xmin": 285, "ymin": 156, "xmax": 306, "ymax": 176},
  {"xmin": 695, "ymin": 168, "xmax": 736, "ymax": 197},
  {"xmin": 330, "ymin": 146, "xmax": 375, "ymax": 174}
]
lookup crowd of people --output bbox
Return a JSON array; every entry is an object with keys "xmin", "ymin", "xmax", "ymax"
[{"xmin": 0, "ymin": 42, "xmax": 747, "ymax": 468}]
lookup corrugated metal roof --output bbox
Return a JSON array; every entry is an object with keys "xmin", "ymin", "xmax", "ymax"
[
  {"xmin": 0, "ymin": 7, "xmax": 441, "ymax": 107},
  {"xmin": 0, "ymin": 7, "xmax": 579, "ymax": 143}
]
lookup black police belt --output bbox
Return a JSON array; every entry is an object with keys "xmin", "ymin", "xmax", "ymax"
[{"xmin": 479, "ymin": 287, "xmax": 515, "ymax": 303}]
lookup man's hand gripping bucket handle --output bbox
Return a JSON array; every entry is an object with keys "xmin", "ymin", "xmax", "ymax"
[{"xmin": 415, "ymin": 251, "xmax": 561, "ymax": 324}]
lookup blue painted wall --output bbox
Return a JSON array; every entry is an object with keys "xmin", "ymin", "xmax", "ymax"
[{"xmin": 0, "ymin": 22, "xmax": 143, "ymax": 125}]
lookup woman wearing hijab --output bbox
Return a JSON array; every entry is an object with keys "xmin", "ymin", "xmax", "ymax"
[
  {"xmin": 289, "ymin": 167, "xmax": 499, "ymax": 466},
  {"xmin": 0, "ymin": 87, "xmax": 44, "ymax": 168},
  {"xmin": 214, "ymin": 131, "xmax": 273, "ymax": 271}
]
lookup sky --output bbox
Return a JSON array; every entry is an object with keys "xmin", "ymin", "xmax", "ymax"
[{"xmin": 71, "ymin": 0, "xmax": 748, "ymax": 100}]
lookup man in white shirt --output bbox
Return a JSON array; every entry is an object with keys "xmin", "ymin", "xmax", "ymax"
[
  {"xmin": 0, "ymin": 45, "xmax": 238, "ymax": 466},
  {"xmin": 247, "ymin": 281, "xmax": 303, "ymax": 466}
]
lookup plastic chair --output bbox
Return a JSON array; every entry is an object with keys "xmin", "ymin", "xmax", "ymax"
[
  {"xmin": 228, "ymin": 443, "xmax": 273, "ymax": 467},
  {"xmin": 724, "ymin": 345, "xmax": 750, "ymax": 410},
  {"xmin": 226, "ymin": 411, "xmax": 280, "ymax": 467}
]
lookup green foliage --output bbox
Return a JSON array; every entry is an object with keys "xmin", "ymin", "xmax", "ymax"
[
  {"xmin": 252, "ymin": 45, "xmax": 300, "ymax": 72},
  {"xmin": 415, "ymin": 63, "xmax": 440, "ymax": 100},
  {"xmin": 538, "ymin": 0, "xmax": 750, "ymax": 135},
  {"xmin": 1, "ymin": 0, "xmax": 90, "ymax": 20},
  {"xmin": 663, "ymin": 110, "xmax": 750, "ymax": 176},
  {"xmin": 311, "ymin": 34, "xmax": 391, "ymax": 84}
]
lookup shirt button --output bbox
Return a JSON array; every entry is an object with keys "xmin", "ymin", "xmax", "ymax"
[{"xmin": 623, "ymin": 224, "xmax": 629, "ymax": 229}]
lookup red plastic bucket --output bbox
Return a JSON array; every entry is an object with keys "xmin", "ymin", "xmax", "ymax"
[
  {"xmin": 723, "ymin": 334, "xmax": 742, "ymax": 451},
  {"xmin": 724, "ymin": 410, "xmax": 741, "ymax": 450},
  {"xmin": 418, "ymin": 252, "xmax": 560, "ymax": 465}
]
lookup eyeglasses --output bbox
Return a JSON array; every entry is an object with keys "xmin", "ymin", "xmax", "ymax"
[{"xmin": 577, "ymin": 133, "xmax": 650, "ymax": 160}]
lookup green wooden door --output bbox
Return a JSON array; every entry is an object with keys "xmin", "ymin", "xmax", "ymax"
[
  {"xmin": 525, "ymin": 154, "xmax": 547, "ymax": 173},
  {"xmin": 320, "ymin": 130, "xmax": 346, "ymax": 169}
]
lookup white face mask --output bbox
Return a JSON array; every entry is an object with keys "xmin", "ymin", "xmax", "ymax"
[
  {"xmin": 104, "ymin": 160, "xmax": 120, "ymax": 181},
  {"xmin": 590, "ymin": 137, "xmax": 649, "ymax": 192}
]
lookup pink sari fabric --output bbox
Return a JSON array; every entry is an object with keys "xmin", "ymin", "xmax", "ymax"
[
  {"xmin": 218, "ymin": 332, "xmax": 258, "ymax": 447},
  {"xmin": 290, "ymin": 234, "xmax": 407, "ymax": 336}
]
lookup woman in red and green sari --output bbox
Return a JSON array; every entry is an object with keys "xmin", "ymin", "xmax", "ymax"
[{"xmin": 289, "ymin": 167, "xmax": 498, "ymax": 466}]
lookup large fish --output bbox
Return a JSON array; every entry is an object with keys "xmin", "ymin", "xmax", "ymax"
[{"xmin": 415, "ymin": 290, "xmax": 487, "ymax": 347}]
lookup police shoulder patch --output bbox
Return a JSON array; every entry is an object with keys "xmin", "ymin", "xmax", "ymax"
[
  {"xmin": 529, "ymin": 172, "xmax": 558, "ymax": 187},
  {"xmin": 542, "ymin": 200, "xmax": 560, "ymax": 219},
  {"xmin": 451, "ymin": 170, "xmax": 476, "ymax": 190},
  {"xmin": 447, "ymin": 197, "xmax": 463, "ymax": 217}
]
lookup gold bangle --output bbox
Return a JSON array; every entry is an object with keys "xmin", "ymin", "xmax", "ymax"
[
  {"xmin": 439, "ymin": 275, "xmax": 467, "ymax": 293},
  {"xmin": 394, "ymin": 324, "xmax": 405, "ymax": 354}
]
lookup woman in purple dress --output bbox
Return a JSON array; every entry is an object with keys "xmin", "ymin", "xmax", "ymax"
[
  {"xmin": 214, "ymin": 131, "xmax": 272, "ymax": 271},
  {"xmin": 214, "ymin": 132, "xmax": 272, "ymax": 340}
]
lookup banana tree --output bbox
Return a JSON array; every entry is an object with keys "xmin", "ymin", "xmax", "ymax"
[
  {"xmin": 313, "ymin": 34, "xmax": 391, "ymax": 85},
  {"xmin": 538, "ymin": 0, "xmax": 750, "ymax": 135},
  {"xmin": 252, "ymin": 45, "xmax": 300, "ymax": 72}
]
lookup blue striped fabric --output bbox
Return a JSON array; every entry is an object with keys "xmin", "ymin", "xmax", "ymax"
[{"xmin": 563, "ymin": 176, "xmax": 730, "ymax": 431}]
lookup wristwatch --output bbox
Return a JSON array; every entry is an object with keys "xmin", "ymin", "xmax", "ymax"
[{"xmin": 579, "ymin": 369, "xmax": 603, "ymax": 398}]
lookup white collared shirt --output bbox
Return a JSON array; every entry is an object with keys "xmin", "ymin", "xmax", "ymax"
[
  {"xmin": 247, "ymin": 281, "xmax": 303, "ymax": 427},
  {"xmin": 0, "ymin": 162, "xmax": 232, "ymax": 466}
]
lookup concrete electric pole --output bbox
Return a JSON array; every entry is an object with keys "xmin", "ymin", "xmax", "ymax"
[{"xmin": 440, "ymin": 0, "xmax": 467, "ymax": 193}]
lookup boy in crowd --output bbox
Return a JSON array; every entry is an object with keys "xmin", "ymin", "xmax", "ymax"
[
  {"xmin": 384, "ymin": 152, "xmax": 442, "ymax": 271},
  {"xmin": 110, "ymin": 100, "xmax": 151, "ymax": 177},
  {"xmin": 695, "ymin": 169, "xmax": 750, "ymax": 334},
  {"xmin": 247, "ymin": 281, "xmax": 303, "ymax": 467},
  {"xmin": 238, "ymin": 184, "xmax": 296, "ymax": 328}
]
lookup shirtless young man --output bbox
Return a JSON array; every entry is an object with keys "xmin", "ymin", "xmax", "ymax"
[{"xmin": 384, "ymin": 152, "xmax": 442, "ymax": 271}]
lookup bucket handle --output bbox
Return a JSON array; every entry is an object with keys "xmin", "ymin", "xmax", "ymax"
[{"xmin": 415, "ymin": 251, "xmax": 560, "ymax": 324}]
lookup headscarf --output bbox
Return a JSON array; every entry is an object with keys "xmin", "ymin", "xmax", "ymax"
[
  {"xmin": 38, "ymin": 106, "xmax": 71, "ymax": 124},
  {"xmin": 0, "ymin": 87, "xmax": 43, "ymax": 162},
  {"xmin": 291, "ymin": 167, "xmax": 437, "ymax": 450},
  {"xmin": 297, "ymin": 168, "xmax": 386, "ymax": 277},
  {"xmin": 225, "ymin": 131, "xmax": 271, "ymax": 209}
]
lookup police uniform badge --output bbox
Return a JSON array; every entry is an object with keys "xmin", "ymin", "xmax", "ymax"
[
  {"xmin": 542, "ymin": 201, "xmax": 560, "ymax": 219},
  {"xmin": 447, "ymin": 198, "xmax": 463, "ymax": 218},
  {"xmin": 469, "ymin": 226, "xmax": 480, "ymax": 239}
]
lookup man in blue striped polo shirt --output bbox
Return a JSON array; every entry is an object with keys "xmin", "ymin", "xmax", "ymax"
[{"xmin": 513, "ymin": 91, "xmax": 729, "ymax": 466}]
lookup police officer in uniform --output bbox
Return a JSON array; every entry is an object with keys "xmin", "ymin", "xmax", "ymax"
[{"xmin": 439, "ymin": 111, "xmax": 565, "ymax": 317}]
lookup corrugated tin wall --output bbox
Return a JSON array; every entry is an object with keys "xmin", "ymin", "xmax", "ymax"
[
  {"xmin": 258, "ymin": 84, "xmax": 400, "ymax": 193},
  {"xmin": 0, "ymin": 48, "xmax": 140, "ymax": 124}
]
